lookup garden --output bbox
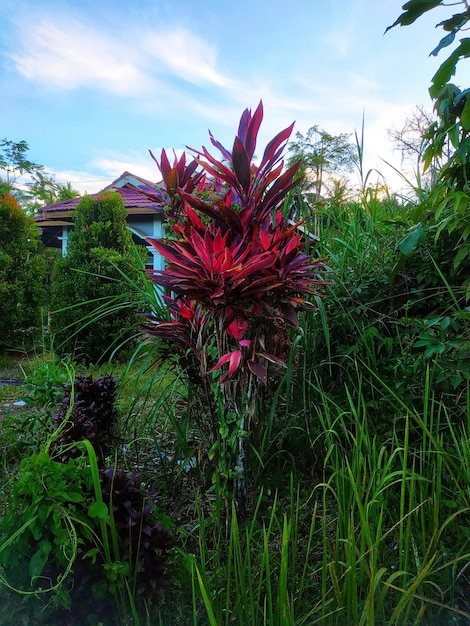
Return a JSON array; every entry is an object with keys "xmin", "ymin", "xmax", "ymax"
[{"xmin": 1, "ymin": 3, "xmax": 470, "ymax": 624}]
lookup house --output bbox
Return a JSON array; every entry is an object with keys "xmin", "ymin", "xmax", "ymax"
[{"xmin": 35, "ymin": 172, "xmax": 165, "ymax": 271}]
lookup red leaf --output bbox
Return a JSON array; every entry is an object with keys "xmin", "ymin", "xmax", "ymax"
[
  {"xmin": 185, "ymin": 205, "xmax": 205, "ymax": 231},
  {"xmin": 226, "ymin": 318, "xmax": 248, "ymax": 340},
  {"xmin": 237, "ymin": 101, "xmax": 263, "ymax": 160},
  {"xmin": 260, "ymin": 122, "xmax": 295, "ymax": 169},
  {"xmin": 232, "ymin": 252, "xmax": 277, "ymax": 280},
  {"xmin": 247, "ymin": 360, "xmax": 268, "ymax": 384},
  {"xmin": 208, "ymin": 130, "xmax": 232, "ymax": 162},
  {"xmin": 237, "ymin": 106, "xmax": 251, "ymax": 146},
  {"xmin": 209, "ymin": 350, "xmax": 242, "ymax": 379},
  {"xmin": 190, "ymin": 228, "xmax": 212, "ymax": 269},
  {"xmin": 261, "ymin": 162, "xmax": 301, "ymax": 209},
  {"xmin": 257, "ymin": 352, "xmax": 287, "ymax": 367},
  {"xmin": 232, "ymin": 136, "xmax": 251, "ymax": 194},
  {"xmin": 279, "ymin": 303, "xmax": 299, "ymax": 326},
  {"xmin": 245, "ymin": 101, "xmax": 263, "ymax": 160}
]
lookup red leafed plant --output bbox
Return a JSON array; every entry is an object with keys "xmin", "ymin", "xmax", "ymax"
[{"xmin": 141, "ymin": 102, "xmax": 328, "ymax": 507}]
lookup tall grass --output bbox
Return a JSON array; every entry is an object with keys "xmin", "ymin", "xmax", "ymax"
[{"xmin": 184, "ymin": 365, "xmax": 470, "ymax": 625}]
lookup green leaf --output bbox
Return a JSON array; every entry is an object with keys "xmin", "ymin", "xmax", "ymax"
[
  {"xmin": 88, "ymin": 501, "xmax": 109, "ymax": 520},
  {"xmin": 397, "ymin": 223, "xmax": 426, "ymax": 256},
  {"xmin": 450, "ymin": 372, "xmax": 463, "ymax": 388},
  {"xmin": 448, "ymin": 123, "xmax": 460, "ymax": 149},
  {"xmin": 461, "ymin": 98, "xmax": 470, "ymax": 129},
  {"xmin": 55, "ymin": 490, "xmax": 84, "ymax": 503},
  {"xmin": 438, "ymin": 12, "xmax": 469, "ymax": 33},
  {"xmin": 430, "ymin": 31, "xmax": 456, "ymax": 57},
  {"xmin": 385, "ymin": 0, "xmax": 443, "ymax": 32},
  {"xmin": 29, "ymin": 540, "xmax": 52, "ymax": 580},
  {"xmin": 430, "ymin": 50, "xmax": 461, "ymax": 95},
  {"xmin": 424, "ymin": 345, "xmax": 438, "ymax": 358},
  {"xmin": 219, "ymin": 421, "xmax": 229, "ymax": 438},
  {"xmin": 431, "ymin": 39, "xmax": 470, "ymax": 95},
  {"xmin": 454, "ymin": 245, "xmax": 470, "ymax": 269},
  {"xmin": 208, "ymin": 441, "xmax": 218, "ymax": 461},
  {"xmin": 389, "ymin": 253, "xmax": 407, "ymax": 284}
]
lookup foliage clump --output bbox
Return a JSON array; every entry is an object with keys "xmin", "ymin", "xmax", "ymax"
[
  {"xmin": 387, "ymin": 0, "xmax": 470, "ymax": 298},
  {"xmin": 0, "ymin": 191, "xmax": 46, "ymax": 347},
  {"xmin": 139, "ymin": 102, "xmax": 328, "ymax": 506},
  {"xmin": 101, "ymin": 466, "xmax": 173, "ymax": 595},
  {"xmin": 51, "ymin": 191, "xmax": 145, "ymax": 363},
  {"xmin": 50, "ymin": 373, "xmax": 118, "ymax": 463},
  {"xmin": 0, "ymin": 371, "xmax": 173, "ymax": 623}
]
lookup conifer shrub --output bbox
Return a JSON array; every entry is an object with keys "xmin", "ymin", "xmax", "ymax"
[
  {"xmin": 0, "ymin": 191, "xmax": 46, "ymax": 347},
  {"xmin": 51, "ymin": 191, "xmax": 146, "ymax": 363}
]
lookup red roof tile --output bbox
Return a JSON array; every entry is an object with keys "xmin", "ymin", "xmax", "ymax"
[{"xmin": 37, "ymin": 186, "xmax": 164, "ymax": 216}]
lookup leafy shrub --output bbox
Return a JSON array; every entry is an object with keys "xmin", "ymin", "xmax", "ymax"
[
  {"xmin": 0, "ymin": 191, "xmax": 46, "ymax": 347},
  {"xmin": 140, "ymin": 102, "xmax": 328, "ymax": 505},
  {"xmin": 21, "ymin": 354, "xmax": 72, "ymax": 411},
  {"xmin": 297, "ymin": 193, "xmax": 470, "ymax": 439},
  {"xmin": 0, "ymin": 370, "xmax": 174, "ymax": 622},
  {"xmin": 50, "ymin": 372, "xmax": 118, "ymax": 464},
  {"xmin": 101, "ymin": 466, "xmax": 173, "ymax": 596},
  {"xmin": 51, "ymin": 191, "xmax": 146, "ymax": 363},
  {"xmin": 0, "ymin": 450, "xmax": 95, "ymax": 595}
]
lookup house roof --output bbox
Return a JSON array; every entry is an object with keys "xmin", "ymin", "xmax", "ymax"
[
  {"xmin": 38, "ymin": 186, "xmax": 163, "ymax": 215},
  {"xmin": 103, "ymin": 170, "xmax": 157, "ymax": 190},
  {"xmin": 35, "ymin": 172, "xmax": 164, "ymax": 225}
]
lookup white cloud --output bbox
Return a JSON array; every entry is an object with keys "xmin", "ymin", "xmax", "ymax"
[
  {"xmin": 11, "ymin": 19, "xmax": 148, "ymax": 94},
  {"xmin": 90, "ymin": 156, "xmax": 159, "ymax": 183},
  {"xmin": 143, "ymin": 28, "xmax": 234, "ymax": 88},
  {"xmin": 48, "ymin": 169, "xmax": 113, "ymax": 195},
  {"xmin": 50, "ymin": 153, "xmax": 162, "ymax": 195},
  {"xmin": 9, "ymin": 15, "xmax": 234, "ymax": 95}
]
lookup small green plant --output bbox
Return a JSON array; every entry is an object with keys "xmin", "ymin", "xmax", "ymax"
[
  {"xmin": 182, "ymin": 486, "xmax": 322, "ymax": 626},
  {"xmin": 0, "ymin": 370, "xmax": 175, "ymax": 624},
  {"xmin": 0, "ymin": 450, "xmax": 95, "ymax": 599},
  {"xmin": 412, "ymin": 311, "xmax": 470, "ymax": 390},
  {"xmin": 21, "ymin": 354, "xmax": 71, "ymax": 410}
]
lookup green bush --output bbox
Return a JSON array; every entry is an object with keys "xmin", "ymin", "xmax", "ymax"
[
  {"xmin": 297, "ymin": 195, "xmax": 470, "ymax": 438},
  {"xmin": 51, "ymin": 191, "xmax": 146, "ymax": 363},
  {"xmin": 0, "ymin": 192, "xmax": 46, "ymax": 348}
]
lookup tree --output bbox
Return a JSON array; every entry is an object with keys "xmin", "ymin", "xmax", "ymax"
[
  {"xmin": 55, "ymin": 181, "xmax": 81, "ymax": 201},
  {"xmin": 32, "ymin": 176, "xmax": 80, "ymax": 206},
  {"xmin": 387, "ymin": 105, "xmax": 440, "ymax": 182},
  {"xmin": 0, "ymin": 139, "xmax": 44, "ymax": 188},
  {"xmin": 51, "ymin": 191, "xmax": 145, "ymax": 363},
  {"xmin": 287, "ymin": 126, "xmax": 357, "ymax": 201},
  {"xmin": 0, "ymin": 139, "xmax": 80, "ymax": 210},
  {"xmin": 386, "ymin": 3, "xmax": 470, "ymax": 184},
  {"xmin": 387, "ymin": 1, "xmax": 470, "ymax": 298},
  {"xmin": 0, "ymin": 191, "xmax": 46, "ymax": 347}
]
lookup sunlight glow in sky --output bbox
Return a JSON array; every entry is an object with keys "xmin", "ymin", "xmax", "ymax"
[{"xmin": 2, "ymin": 0, "xmax": 468, "ymax": 195}]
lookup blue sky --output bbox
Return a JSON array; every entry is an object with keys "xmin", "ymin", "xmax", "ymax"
[{"xmin": 1, "ymin": 0, "xmax": 467, "ymax": 195}]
